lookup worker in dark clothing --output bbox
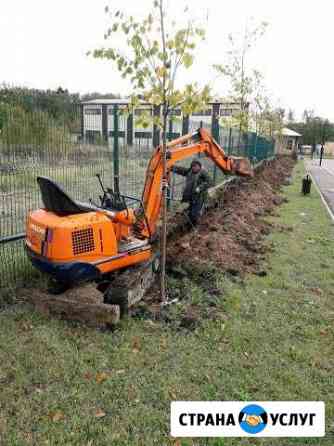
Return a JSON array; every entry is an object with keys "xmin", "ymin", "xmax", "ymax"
[{"xmin": 171, "ymin": 159, "xmax": 212, "ymax": 225}]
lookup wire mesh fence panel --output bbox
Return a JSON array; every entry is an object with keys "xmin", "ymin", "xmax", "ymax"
[
  {"xmin": 0, "ymin": 95, "xmax": 277, "ymax": 294},
  {"xmin": 0, "ymin": 99, "xmax": 114, "ymax": 292},
  {"xmin": 110, "ymin": 112, "xmax": 152, "ymax": 202}
]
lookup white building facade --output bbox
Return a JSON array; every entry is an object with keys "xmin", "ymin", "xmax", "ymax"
[{"xmin": 80, "ymin": 99, "xmax": 247, "ymax": 145}]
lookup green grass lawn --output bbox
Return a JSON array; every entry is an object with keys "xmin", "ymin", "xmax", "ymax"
[{"xmin": 0, "ymin": 161, "xmax": 333, "ymax": 445}]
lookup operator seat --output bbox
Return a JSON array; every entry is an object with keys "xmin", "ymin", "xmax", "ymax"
[{"xmin": 37, "ymin": 176, "xmax": 99, "ymax": 216}]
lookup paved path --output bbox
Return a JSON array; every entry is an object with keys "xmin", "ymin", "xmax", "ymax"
[{"xmin": 305, "ymin": 159, "xmax": 334, "ymax": 216}]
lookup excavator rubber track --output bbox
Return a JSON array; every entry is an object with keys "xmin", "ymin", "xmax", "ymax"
[{"xmin": 26, "ymin": 252, "xmax": 160, "ymax": 328}]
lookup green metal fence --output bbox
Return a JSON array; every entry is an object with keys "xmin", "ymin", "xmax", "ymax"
[{"xmin": 0, "ymin": 98, "xmax": 275, "ymax": 295}]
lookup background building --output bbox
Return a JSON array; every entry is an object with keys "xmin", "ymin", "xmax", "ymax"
[
  {"xmin": 80, "ymin": 98, "xmax": 248, "ymax": 146},
  {"xmin": 274, "ymin": 127, "xmax": 302, "ymax": 154}
]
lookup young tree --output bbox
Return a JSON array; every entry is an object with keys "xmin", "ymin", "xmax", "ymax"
[
  {"xmin": 250, "ymin": 69, "xmax": 268, "ymax": 134},
  {"xmin": 267, "ymin": 107, "xmax": 285, "ymax": 137},
  {"xmin": 90, "ymin": 0, "xmax": 210, "ymax": 302},
  {"xmin": 234, "ymin": 65, "xmax": 284, "ymax": 142},
  {"xmin": 213, "ymin": 20, "xmax": 268, "ymax": 138}
]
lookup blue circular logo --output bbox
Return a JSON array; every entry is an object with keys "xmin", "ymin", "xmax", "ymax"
[{"xmin": 239, "ymin": 404, "xmax": 268, "ymax": 434}]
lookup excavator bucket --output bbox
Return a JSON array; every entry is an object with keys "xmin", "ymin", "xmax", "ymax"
[{"xmin": 231, "ymin": 157, "xmax": 254, "ymax": 177}]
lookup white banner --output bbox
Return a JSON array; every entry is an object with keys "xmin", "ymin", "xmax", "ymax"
[{"xmin": 171, "ymin": 401, "xmax": 325, "ymax": 437}]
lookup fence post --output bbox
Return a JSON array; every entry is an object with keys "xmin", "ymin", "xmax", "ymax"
[
  {"xmin": 243, "ymin": 132, "xmax": 248, "ymax": 159},
  {"xmin": 182, "ymin": 114, "xmax": 189, "ymax": 135},
  {"xmin": 211, "ymin": 103, "xmax": 220, "ymax": 185},
  {"xmin": 254, "ymin": 132, "xmax": 258, "ymax": 164},
  {"xmin": 198, "ymin": 120, "xmax": 204, "ymax": 160},
  {"xmin": 166, "ymin": 117, "xmax": 174, "ymax": 210},
  {"xmin": 102, "ymin": 104, "xmax": 108, "ymax": 143},
  {"xmin": 80, "ymin": 103, "xmax": 84, "ymax": 142},
  {"xmin": 168, "ymin": 115, "xmax": 173, "ymax": 142},
  {"xmin": 228, "ymin": 127, "xmax": 232, "ymax": 156},
  {"xmin": 127, "ymin": 112, "xmax": 133, "ymax": 146},
  {"xmin": 153, "ymin": 105, "xmax": 161, "ymax": 147},
  {"xmin": 113, "ymin": 105, "xmax": 120, "ymax": 194}
]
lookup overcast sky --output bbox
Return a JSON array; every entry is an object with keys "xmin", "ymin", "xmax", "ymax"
[{"xmin": 1, "ymin": 0, "xmax": 333, "ymax": 121}]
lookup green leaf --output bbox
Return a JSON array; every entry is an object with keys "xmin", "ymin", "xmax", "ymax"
[
  {"xmin": 167, "ymin": 40, "xmax": 174, "ymax": 50},
  {"xmin": 91, "ymin": 0, "xmax": 210, "ymax": 115},
  {"xmin": 195, "ymin": 28, "xmax": 205, "ymax": 39},
  {"xmin": 183, "ymin": 53, "xmax": 193, "ymax": 68}
]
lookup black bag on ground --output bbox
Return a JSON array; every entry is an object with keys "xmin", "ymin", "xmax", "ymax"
[{"xmin": 302, "ymin": 175, "xmax": 312, "ymax": 195}]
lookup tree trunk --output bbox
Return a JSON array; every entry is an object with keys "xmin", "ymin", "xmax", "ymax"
[
  {"xmin": 160, "ymin": 108, "xmax": 168, "ymax": 303},
  {"xmin": 159, "ymin": 0, "xmax": 168, "ymax": 303}
]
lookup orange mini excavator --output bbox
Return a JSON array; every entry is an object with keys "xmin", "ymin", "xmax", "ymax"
[{"xmin": 25, "ymin": 128, "xmax": 253, "ymax": 310}]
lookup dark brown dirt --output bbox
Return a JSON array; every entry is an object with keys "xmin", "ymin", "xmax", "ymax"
[
  {"xmin": 138, "ymin": 156, "xmax": 296, "ymax": 326},
  {"xmin": 166, "ymin": 156, "xmax": 295, "ymax": 277}
]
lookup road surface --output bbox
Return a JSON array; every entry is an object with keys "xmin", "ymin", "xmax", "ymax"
[{"xmin": 305, "ymin": 158, "xmax": 334, "ymax": 216}]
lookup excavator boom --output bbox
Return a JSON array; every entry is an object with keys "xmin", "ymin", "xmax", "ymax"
[{"xmin": 140, "ymin": 128, "xmax": 253, "ymax": 237}]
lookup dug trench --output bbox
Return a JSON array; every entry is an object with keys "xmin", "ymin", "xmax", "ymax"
[
  {"xmin": 136, "ymin": 155, "xmax": 296, "ymax": 328},
  {"xmin": 19, "ymin": 156, "xmax": 295, "ymax": 329}
]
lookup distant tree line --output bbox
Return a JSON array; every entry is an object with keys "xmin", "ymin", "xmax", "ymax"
[
  {"xmin": 0, "ymin": 86, "xmax": 120, "ymax": 154},
  {"xmin": 0, "ymin": 85, "xmax": 81, "ymax": 123},
  {"xmin": 0, "ymin": 85, "xmax": 121, "ymax": 127},
  {"xmin": 287, "ymin": 109, "xmax": 334, "ymax": 146}
]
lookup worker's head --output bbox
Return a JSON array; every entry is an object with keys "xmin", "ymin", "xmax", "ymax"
[{"xmin": 191, "ymin": 160, "xmax": 202, "ymax": 173}]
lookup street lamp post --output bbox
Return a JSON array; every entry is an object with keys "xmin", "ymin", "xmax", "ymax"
[
  {"xmin": 319, "ymin": 143, "xmax": 324, "ymax": 166},
  {"xmin": 319, "ymin": 119, "xmax": 328, "ymax": 167}
]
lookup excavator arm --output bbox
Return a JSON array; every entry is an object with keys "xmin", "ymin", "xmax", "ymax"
[{"xmin": 138, "ymin": 128, "xmax": 253, "ymax": 238}]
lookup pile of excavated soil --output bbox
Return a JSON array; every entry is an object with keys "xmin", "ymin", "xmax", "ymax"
[
  {"xmin": 136, "ymin": 156, "xmax": 296, "ymax": 326},
  {"xmin": 166, "ymin": 156, "xmax": 295, "ymax": 277}
]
